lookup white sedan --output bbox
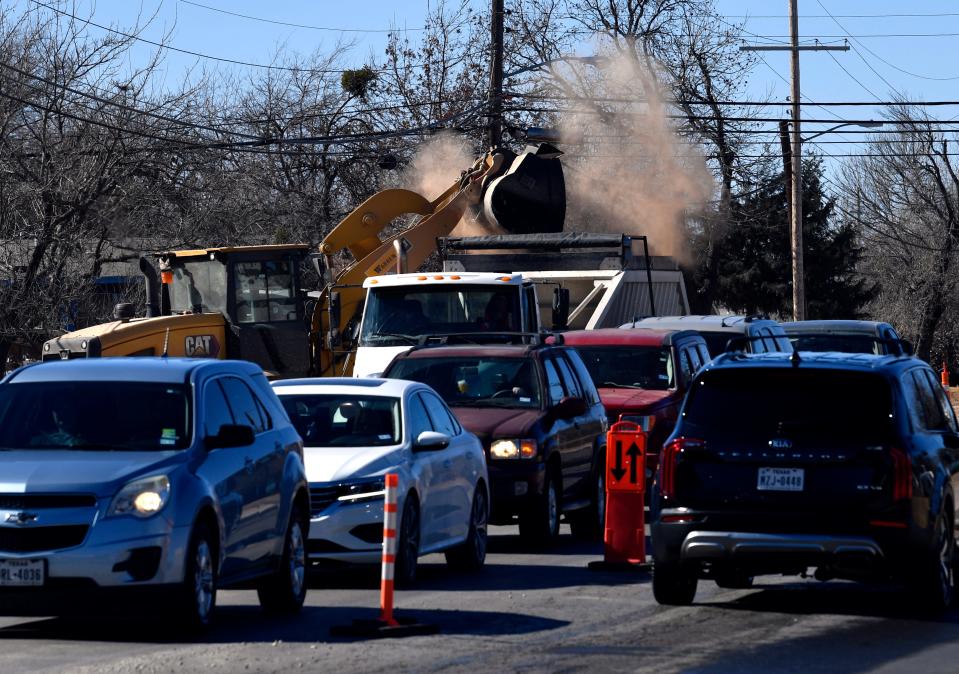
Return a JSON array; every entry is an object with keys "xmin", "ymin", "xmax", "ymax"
[{"xmin": 271, "ymin": 377, "xmax": 489, "ymax": 584}]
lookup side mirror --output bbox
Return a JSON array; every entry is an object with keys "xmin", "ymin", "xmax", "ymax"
[
  {"xmin": 414, "ymin": 430, "xmax": 450, "ymax": 451},
  {"xmin": 206, "ymin": 424, "xmax": 255, "ymax": 450},
  {"xmin": 552, "ymin": 287, "xmax": 570, "ymax": 330},
  {"xmin": 328, "ymin": 291, "xmax": 342, "ymax": 348},
  {"xmin": 553, "ymin": 396, "xmax": 587, "ymax": 420}
]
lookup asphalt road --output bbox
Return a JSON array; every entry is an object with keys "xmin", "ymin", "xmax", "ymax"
[{"xmin": 3, "ymin": 524, "xmax": 959, "ymax": 674}]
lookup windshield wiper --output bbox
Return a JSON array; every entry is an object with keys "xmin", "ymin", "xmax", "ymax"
[
  {"xmin": 43, "ymin": 442, "xmax": 145, "ymax": 451},
  {"xmin": 367, "ymin": 333, "xmax": 418, "ymax": 345},
  {"xmin": 600, "ymin": 381, "xmax": 643, "ymax": 389}
]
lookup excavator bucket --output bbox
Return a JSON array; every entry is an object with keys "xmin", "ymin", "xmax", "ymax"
[{"xmin": 480, "ymin": 144, "xmax": 565, "ymax": 234}]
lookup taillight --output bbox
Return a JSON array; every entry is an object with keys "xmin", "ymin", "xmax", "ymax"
[
  {"xmin": 889, "ymin": 447, "xmax": 913, "ymax": 501},
  {"xmin": 661, "ymin": 437, "xmax": 703, "ymax": 499}
]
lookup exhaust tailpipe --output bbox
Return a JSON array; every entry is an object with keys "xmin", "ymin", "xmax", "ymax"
[{"xmin": 139, "ymin": 256, "xmax": 161, "ymax": 318}]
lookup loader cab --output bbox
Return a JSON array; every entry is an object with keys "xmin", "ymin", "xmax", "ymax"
[{"xmin": 161, "ymin": 245, "xmax": 312, "ymax": 377}]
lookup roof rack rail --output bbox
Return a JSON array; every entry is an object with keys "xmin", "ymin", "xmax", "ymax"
[{"xmin": 410, "ymin": 331, "xmax": 564, "ymax": 349}]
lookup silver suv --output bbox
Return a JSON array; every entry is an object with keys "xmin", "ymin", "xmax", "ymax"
[
  {"xmin": 621, "ymin": 315, "xmax": 791, "ymax": 357},
  {"xmin": 0, "ymin": 358, "xmax": 309, "ymax": 630}
]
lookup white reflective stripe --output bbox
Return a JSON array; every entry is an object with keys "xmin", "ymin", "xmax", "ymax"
[{"xmin": 382, "ymin": 564, "xmax": 395, "ymax": 581}]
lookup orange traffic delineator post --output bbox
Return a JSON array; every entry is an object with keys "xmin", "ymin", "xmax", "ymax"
[
  {"xmin": 331, "ymin": 473, "xmax": 439, "ymax": 639},
  {"xmin": 942, "ymin": 361, "xmax": 949, "ymax": 387},
  {"xmin": 589, "ymin": 421, "xmax": 650, "ymax": 572}
]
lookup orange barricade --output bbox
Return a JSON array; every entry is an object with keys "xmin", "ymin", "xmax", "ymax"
[{"xmin": 602, "ymin": 421, "xmax": 647, "ymax": 566}]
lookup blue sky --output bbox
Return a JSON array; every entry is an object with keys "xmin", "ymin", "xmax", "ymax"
[{"xmin": 14, "ymin": 1, "xmax": 959, "ymax": 172}]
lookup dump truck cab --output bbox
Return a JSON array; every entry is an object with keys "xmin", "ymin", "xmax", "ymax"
[
  {"xmin": 43, "ymin": 245, "xmax": 312, "ymax": 378},
  {"xmin": 352, "ymin": 272, "xmax": 542, "ymax": 377}
]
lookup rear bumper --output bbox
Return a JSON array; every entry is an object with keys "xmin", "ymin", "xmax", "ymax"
[
  {"xmin": 651, "ymin": 509, "xmax": 925, "ymax": 576},
  {"xmin": 680, "ymin": 530, "xmax": 884, "ymax": 566}
]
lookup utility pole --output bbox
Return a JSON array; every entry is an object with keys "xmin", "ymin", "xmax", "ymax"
[
  {"xmin": 788, "ymin": 0, "xmax": 804, "ymax": 320},
  {"xmin": 741, "ymin": 3, "xmax": 847, "ymax": 321},
  {"xmin": 779, "ymin": 120, "xmax": 793, "ymax": 237},
  {"xmin": 488, "ymin": 0, "xmax": 505, "ymax": 149}
]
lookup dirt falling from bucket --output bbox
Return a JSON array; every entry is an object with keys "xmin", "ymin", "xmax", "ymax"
[
  {"xmin": 556, "ymin": 53, "xmax": 713, "ymax": 262},
  {"xmin": 404, "ymin": 131, "xmax": 502, "ymax": 237}
]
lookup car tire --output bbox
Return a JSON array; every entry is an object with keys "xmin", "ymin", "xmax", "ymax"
[
  {"xmin": 519, "ymin": 467, "xmax": 560, "ymax": 543},
  {"xmin": 173, "ymin": 521, "xmax": 217, "ymax": 631},
  {"xmin": 446, "ymin": 485, "xmax": 489, "ymax": 571},
  {"xmin": 652, "ymin": 561, "xmax": 698, "ymax": 606},
  {"xmin": 394, "ymin": 494, "xmax": 420, "ymax": 588},
  {"xmin": 569, "ymin": 465, "xmax": 605, "ymax": 541},
  {"xmin": 714, "ymin": 570, "xmax": 754, "ymax": 590},
  {"xmin": 914, "ymin": 504, "xmax": 955, "ymax": 612},
  {"xmin": 257, "ymin": 505, "xmax": 308, "ymax": 614}
]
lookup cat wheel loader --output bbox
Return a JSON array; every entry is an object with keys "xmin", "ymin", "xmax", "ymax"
[{"xmin": 41, "ymin": 144, "xmax": 566, "ymax": 377}]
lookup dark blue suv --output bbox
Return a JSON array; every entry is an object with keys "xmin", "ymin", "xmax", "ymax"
[
  {"xmin": 0, "ymin": 358, "xmax": 309, "ymax": 630},
  {"xmin": 651, "ymin": 351, "xmax": 959, "ymax": 610}
]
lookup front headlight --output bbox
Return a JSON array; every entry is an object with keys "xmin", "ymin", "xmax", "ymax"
[
  {"xmin": 108, "ymin": 475, "xmax": 171, "ymax": 518},
  {"xmin": 490, "ymin": 438, "xmax": 537, "ymax": 460},
  {"xmin": 336, "ymin": 478, "xmax": 386, "ymax": 504}
]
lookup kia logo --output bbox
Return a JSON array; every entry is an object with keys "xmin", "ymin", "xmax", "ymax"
[
  {"xmin": 5, "ymin": 512, "xmax": 38, "ymax": 526},
  {"xmin": 769, "ymin": 438, "xmax": 793, "ymax": 450}
]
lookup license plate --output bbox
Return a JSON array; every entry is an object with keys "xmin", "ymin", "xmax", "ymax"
[
  {"xmin": 757, "ymin": 467, "xmax": 804, "ymax": 492},
  {"xmin": 0, "ymin": 559, "xmax": 45, "ymax": 587}
]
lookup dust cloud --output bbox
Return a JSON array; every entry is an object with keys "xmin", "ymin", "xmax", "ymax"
[
  {"xmin": 556, "ymin": 54, "xmax": 713, "ymax": 262},
  {"xmin": 404, "ymin": 131, "xmax": 501, "ymax": 237}
]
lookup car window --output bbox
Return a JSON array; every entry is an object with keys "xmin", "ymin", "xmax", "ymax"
[
  {"xmin": 555, "ymin": 354, "xmax": 582, "ymax": 398},
  {"xmin": 406, "ymin": 393, "xmax": 434, "ymax": 440},
  {"xmin": 684, "ymin": 346, "xmax": 702, "ymax": 373},
  {"xmin": 919, "ymin": 369, "xmax": 956, "ymax": 432},
  {"xmin": 567, "ymin": 350, "xmax": 602, "ymax": 405},
  {"xmin": 386, "ymin": 356, "xmax": 542, "ymax": 409},
  {"xmin": 543, "ymin": 358, "xmax": 565, "ymax": 406},
  {"xmin": 696, "ymin": 343, "xmax": 711, "ymax": 366},
  {"xmin": 924, "ymin": 370, "xmax": 959, "ymax": 433},
  {"xmin": 679, "ymin": 350, "xmax": 694, "ymax": 386},
  {"xmin": 204, "ymin": 380, "xmax": 236, "ymax": 438},
  {"xmin": 278, "ymin": 394, "xmax": 400, "ymax": 446},
  {"xmin": 421, "ymin": 391, "xmax": 459, "ymax": 436},
  {"xmin": 908, "ymin": 370, "xmax": 946, "ymax": 432},
  {"xmin": 220, "ymin": 377, "xmax": 268, "ymax": 434},
  {"xmin": 0, "ymin": 381, "xmax": 192, "ymax": 451}
]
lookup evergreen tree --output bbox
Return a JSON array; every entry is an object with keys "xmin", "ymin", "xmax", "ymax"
[{"xmin": 713, "ymin": 158, "xmax": 874, "ymax": 319}]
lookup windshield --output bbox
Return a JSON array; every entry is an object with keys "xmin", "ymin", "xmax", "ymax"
[
  {"xmin": 681, "ymin": 369, "xmax": 894, "ymax": 443},
  {"xmin": 170, "ymin": 260, "xmax": 228, "ymax": 314},
  {"xmin": 0, "ymin": 382, "xmax": 191, "ymax": 451},
  {"xmin": 387, "ymin": 356, "xmax": 542, "ymax": 408},
  {"xmin": 790, "ymin": 334, "xmax": 882, "ymax": 355},
  {"xmin": 360, "ymin": 285, "xmax": 521, "ymax": 346},
  {"xmin": 278, "ymin": 395, "xmax": 401, "ymax": 447},
  {"xmin": 575, "ymin": 346, "xmax": 674, "ymax": 390}
]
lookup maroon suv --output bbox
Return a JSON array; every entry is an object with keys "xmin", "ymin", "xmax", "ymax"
[
  {"xmin": 383, "ymin": 342, "xmax": 607, "ymax": 542},
  {"xmin": 562, "ymin": 328, "xmax": 710, "ymax": 485}
]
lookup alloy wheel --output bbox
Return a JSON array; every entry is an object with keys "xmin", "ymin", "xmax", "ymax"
[
  {"xmin": 194, "ymin": 540, "xmax": 215, "ymax": 623},
  {"xmin": 288, "ymin": 520, "xmax": 307, "ymax": 600}
]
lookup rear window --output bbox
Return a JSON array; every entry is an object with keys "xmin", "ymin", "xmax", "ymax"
[
  {"xmin": 575, "ymin": 346, "xmax": 674, "ymax": 390},
  {"xmin": 790, "ymin": 334, "xmax": 882, "ymax": 355},
  {"xmin": 681, "ymin": 368, "xmax": 895, "ymax": 442},
  {"xmin": 699, "ymin": 331, "xmax": 735, "ymax": 357}
]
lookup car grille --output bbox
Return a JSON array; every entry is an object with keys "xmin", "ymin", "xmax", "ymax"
[
  {"xmin": 0, "ymin": 494, "xmax": 97, "ymax": 510},
  {"xmin": 350, "ymin": 523, "xmax": 384, "ymax": 545},
  {"xmin": 309, "ymin": 486, "xmax": 339, "ymax": 517},
  {"xmin": 0, "ymin": 525, "xmax": 89, "ymax": 553}
]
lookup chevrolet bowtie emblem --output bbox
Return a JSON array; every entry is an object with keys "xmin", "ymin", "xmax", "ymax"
[{"xmin": 6, "ymin": 512, "xmax": 38, "ymax": 525}]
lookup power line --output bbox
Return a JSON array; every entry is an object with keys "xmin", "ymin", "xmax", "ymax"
[
  {"xmin": 504, "ymin": 92, "xmax": 959, "ymax": 107},
  {"xmin": 29, "ymin": 0, "xmax": 389, "ymax": 75},
  {"xmin": 177, "ymin": 0, "xmax": 423, "ymax": 33},
  {"xmin": 825, "ymin": 49, "xmax": 882, "ymax": 101}
]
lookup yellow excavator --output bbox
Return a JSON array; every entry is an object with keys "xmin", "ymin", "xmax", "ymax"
[{"xmin": 41, "ymin": 144, "xmax": 566, "ymax": 377}]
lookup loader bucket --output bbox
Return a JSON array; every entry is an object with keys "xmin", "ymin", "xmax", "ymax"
[{"xmin": 481, "ymin": 146, "xmax": 565, "ymax": 233}]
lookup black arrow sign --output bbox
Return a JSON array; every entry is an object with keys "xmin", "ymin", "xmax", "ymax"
[
  {"xmin": 626, "ymin": 443, "xmax": 642, "ymax": 484},
  {"xmin": 610, "ymin": 440, "xmax": 627, "ymax": 481}
]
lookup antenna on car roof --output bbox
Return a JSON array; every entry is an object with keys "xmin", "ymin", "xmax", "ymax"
[
  {"xmin": 791, "ymin": 348, "xmax": 801, "ymax": 368},
  {"xmin": 161, "ymin": 327, "xmax": 171, "ymax": 358}
]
